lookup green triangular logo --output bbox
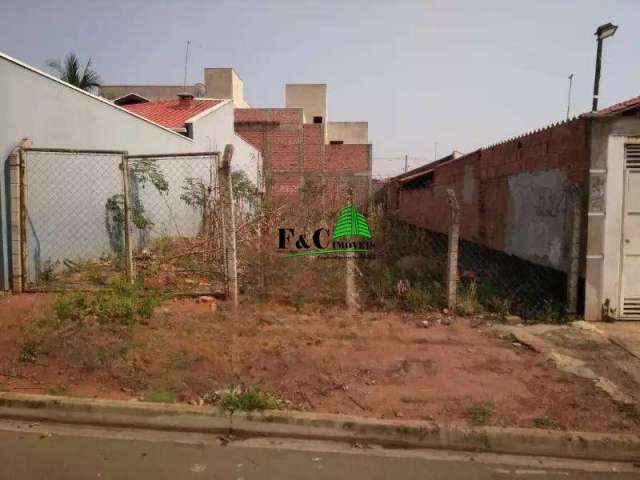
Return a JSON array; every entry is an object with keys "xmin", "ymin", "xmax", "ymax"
[{"xmin": 332, "ymin": 203, "xmax": 372, "ymax": 241}]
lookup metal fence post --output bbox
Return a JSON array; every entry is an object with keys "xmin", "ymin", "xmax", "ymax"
[
  {"xmin": 219, "ymin": 144, "xmax": 238, "ymax": 309},
  {"xmin": 566, "ymin": 185, "xmax": 582, "ymax": 316},
  {"xmin": 120, "ymin": 154, "xmax": 135, "ymax": 284},
  {"xmin": 446, "ymin": 189, "xmax": 460, "ymax": 317}
]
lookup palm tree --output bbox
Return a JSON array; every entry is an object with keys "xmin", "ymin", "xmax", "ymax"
[{"xmin": 46, "ymin": 53, "xmax": 101, "ymax": 92}]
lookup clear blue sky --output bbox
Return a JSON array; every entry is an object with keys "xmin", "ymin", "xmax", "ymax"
[{"xmin": 1, "ymin": 0, "xmax": 638, "ymax": 176}]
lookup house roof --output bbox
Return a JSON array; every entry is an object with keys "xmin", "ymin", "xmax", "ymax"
[
  {"xmin": 123, "ymin": 98, "xmax": 224, "ymax": 129},
  {"xmin": 598, "ymin": 95, "xmax": 640, "ymax": 115},
  {"xmin": 113, "ymin": 93, "xmax": 150, "ymax": 106},
  {"xmin": 395, "ymin": 151, "xmax": 467, "ymax": 184}
]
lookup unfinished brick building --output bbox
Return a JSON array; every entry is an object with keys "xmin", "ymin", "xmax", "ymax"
[
  {"xmin": 380, "ymin": 97, "xmax": 640, "ymax": 321},
  {"xmin": 234, "ymin": 84, "xmax": 372, "ymax": 212},
  {"xmin": 101, "ymin": 74, "xmax": 372, "ymax": 213}
]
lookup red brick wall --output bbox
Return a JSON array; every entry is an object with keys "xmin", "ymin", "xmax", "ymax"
[
  {"xmin": 326, "ymin": 144, "xmax": 371, "ymax": 172},
  {"xmin": 303, "ymin": 124, "xmax": 323, "ymax": 172},
  {"xmin": 396, "ymin": 118, "xmax": 588, "ymax": 253},
  {"xmin": 235, "ymin": 108, "xmax": 371, "ymax": 207}
]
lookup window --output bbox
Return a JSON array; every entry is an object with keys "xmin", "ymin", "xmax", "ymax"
[
  {"xmin": 330, "ymin": 140, "xmax": 344, "ymax": 145},
  {"xmin": 313, "ymin": 116, "xmax": 323, "ymax": 124}
]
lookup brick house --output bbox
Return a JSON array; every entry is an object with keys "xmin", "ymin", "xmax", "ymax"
[{"xmin": 380, "ymin": 97, "xmax": 640, "ymax": 321}]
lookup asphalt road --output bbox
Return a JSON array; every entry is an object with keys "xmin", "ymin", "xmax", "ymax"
[{"xmin": 0, "ymin": 419, "xmax": 638, "ymax": 479}]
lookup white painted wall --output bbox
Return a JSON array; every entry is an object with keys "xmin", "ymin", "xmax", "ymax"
[{"xmin": 188, "ymin": 101, "xmax": 261, "ymax": 187}]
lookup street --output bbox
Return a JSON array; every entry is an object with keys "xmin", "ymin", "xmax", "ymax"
[{"xmin": 0, "ymin": 419, "xmax": 638, "ymax": 479}]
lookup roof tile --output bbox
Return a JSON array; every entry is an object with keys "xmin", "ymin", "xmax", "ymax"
[{"xmin": 123, "ymin": 98, "xmax": 223, "ymax": 129}]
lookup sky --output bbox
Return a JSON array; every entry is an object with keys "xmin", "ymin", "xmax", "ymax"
[{"xmin": 1, "ymin": 0, "xmax": 638, "ymax": 177}]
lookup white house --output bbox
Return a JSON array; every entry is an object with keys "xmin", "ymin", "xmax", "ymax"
[{"xmin": 0, "ymin": 52, "xmax": 260, "ymax": 290}]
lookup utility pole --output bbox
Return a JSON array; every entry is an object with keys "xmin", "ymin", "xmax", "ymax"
[
  {"xmin": 434, "ymin": 142, "xmax": 438, "ymax": 162},
  {"xmin": 566, "ymin": 74, "xmax": 574, "ymax": 119},
  {"xmin": 183, "ymin": 40, "xmax": 191, "ymax": 90},
  {"xmin": 403, "ymin": 154, "xmax": 408, "ymax": 173}
]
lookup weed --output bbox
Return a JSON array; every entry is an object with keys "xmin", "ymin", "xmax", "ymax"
[
  {"xmin": 53, "ymin": 280, "xmax": 164, "ymax": 325},
  {"xmin": 529, "ymin": 301, "xmax": 568, "ymax": 324},
  {"xmin": 533, "ymin": 416, "xmax": 560, "ymax": 429},
  {"xmin": 467, "ymin": 403, "xmax": 493, "ymax": 426},
  {"xmin": 404, "ymin": 286, "xmax": 431, "ymax": 312},
  {"xmin": 220, "ymin": 386, "xmax": 278, "ymax": 412},
  {"xmin": 456, "ymin": 281, "xmax": 483, "ymax": 316},
  {"xmin": 54, "ymin": 293, "xmax": 88, "ymax": 321},
  {"xmin": 487, "ymin": 297, "xmax": 512, "ymax": 319},
  {"xmin": 144, "ymin": 389, "xmax": 177, "ymax": 403}
]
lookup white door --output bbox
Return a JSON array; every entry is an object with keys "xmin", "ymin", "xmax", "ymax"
[{"xmin": 620, "ymin": 143, "xmax": 640, "ymax": 319}]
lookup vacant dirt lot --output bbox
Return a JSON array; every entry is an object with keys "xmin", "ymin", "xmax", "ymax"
[{"xmin": 0, "ymin": 293, "xmax": 638, "ymax": 433}]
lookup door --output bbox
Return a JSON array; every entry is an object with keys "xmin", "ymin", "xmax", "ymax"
[{"xmin": 620, "ymin": 143, "xmax": 640, "ymax": 319}]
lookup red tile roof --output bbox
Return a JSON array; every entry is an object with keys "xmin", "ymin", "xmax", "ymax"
[
  {"xmin": 123, "ymin": 98, "xmax": 223, "ymax": 129},
  {"xmin": 598, "ymin": 95, "xmax": 640, "ymax": 115}
]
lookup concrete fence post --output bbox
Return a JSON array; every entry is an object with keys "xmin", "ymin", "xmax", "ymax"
[
  {"xmin": 446, "ymin": 189, "xmax": 460, "ymax": 317},
  {"xmin": 345, "ymin": 188, "xmax": 359, "ymax": 313},
  {"xmin": 120, "ymin": 154, "xmax": 135, "ymax": 284},
  {"xmin": 219, "ymin": 144, "xmax": 238, "ymax": 309},
  {"xmin": 566, "ymin": 185, "xmax": 582, "ymax": 317},
  {"xmin": 345, "ymin": 252, "xmax": 358, "ymax": 312}
]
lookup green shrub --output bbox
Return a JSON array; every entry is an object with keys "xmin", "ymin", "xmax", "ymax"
[
  {"xmin": 533, "ymin": 415, "xmax": 560, "ymax": 429},
  {"xmin": 144, "ymin": 389, "xmax": 177, "ymax": 403},
  {"xmin": 53, "ymin": 281, "xmax": 163, "ymax": 325},
  {"xmin": 54, "ymin": 293, "xmax": 88, "ymax": 321},
  {"xmin": 467, "ymin": 403, "xmax": 493, "ymax": 426},
  {"xmin": 221, "ymin": 386, "xmax": 278, "ymax": 412}
]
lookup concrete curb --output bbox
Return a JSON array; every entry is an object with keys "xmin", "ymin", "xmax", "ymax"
[{"xmin": 0, "ymin": 392, "xmax": 638, "ymax": 463}]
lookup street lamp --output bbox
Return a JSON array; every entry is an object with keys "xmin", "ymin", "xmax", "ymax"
[{"xmin": 592, "ymin": 22, "xmax": 618, "ymax": 112}]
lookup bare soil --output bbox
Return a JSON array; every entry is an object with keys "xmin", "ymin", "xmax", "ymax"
[{"xmin": 0, "ymin": 293, "xmax": 638, "ymax": 433}]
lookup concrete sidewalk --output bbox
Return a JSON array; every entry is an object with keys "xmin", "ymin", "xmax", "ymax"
[
  {"xmin": 495, "ymin": 321, "xmax": 640, "ymax": 408},
  {"xmin": 1, "ymin": 418, "xmax": 639, "ymax": 479}
]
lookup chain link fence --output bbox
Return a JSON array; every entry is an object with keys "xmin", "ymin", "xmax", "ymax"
[
  {"xmin": 22, "ymin": 149, "xmax": 127, "ymax": 290},
  {"xmin": 365, "ymin": 189, "xmax": 574, "ymax": 322},
  {"xmin": 125, "ymin": 153, "xmax": 223, "ymax": 293},
  {"xmin": 20, "ymin": 148, "xmax": 225, "ymax": 294}
]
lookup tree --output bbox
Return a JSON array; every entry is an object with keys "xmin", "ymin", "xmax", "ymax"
[{"xmin": 46, "ymin": 53, "xmax": 101, "ymax": 92}]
